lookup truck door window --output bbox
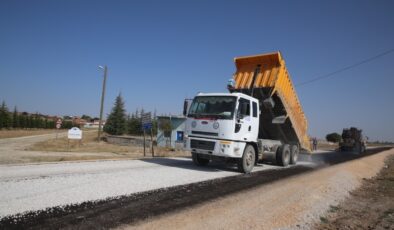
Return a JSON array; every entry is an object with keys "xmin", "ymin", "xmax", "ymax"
[
  {"xmin": 239, "ymin": 98, "xmax": 250, "ymax": 117},
  {"xmin": 252, "ymin": 102, "xmax": 258, "ymax": 117}
]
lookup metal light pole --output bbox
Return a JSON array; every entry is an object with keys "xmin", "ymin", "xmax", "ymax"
[{"xmin": 98, "ymin": 65, "xmax": 107, "ymax": 142}]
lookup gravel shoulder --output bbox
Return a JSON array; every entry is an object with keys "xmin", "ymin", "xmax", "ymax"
[
  {"xmin": 120, "ymin": 148, "xmax": 394, "ymax": 230},
  {"xmin": 316, "ymin": 154, "xmax": 394, "ymax": 230}
]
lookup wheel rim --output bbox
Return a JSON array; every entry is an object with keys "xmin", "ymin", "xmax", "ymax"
[
  {"xmin": 293, "ymin": 150, "xmax": 298, "ymax": 162},
  {"xmin": 245, "ymin": 150, "xmax": 254, "ymax": 167},
  {"xmin": 284, "ymin": 150, "xmax": 290, "ymax": 163}
]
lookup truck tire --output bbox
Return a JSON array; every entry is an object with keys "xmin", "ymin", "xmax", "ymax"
[
  {"xmin": 237, "ymin": 145, "xmax": 255, "ymax": 173},
  {"xmin": 192, "ymin": 152, "xmax": 210, "ymax": 166},
  {"xmin": 276, "ymin": 144, "xmax": 290, "ymax": 167},
  {"xmin": 290, "ymin": 145, "xmax": 299, "ymax": 165},
  {"xmin": 354, "ymin": 142, "xmax": 362, "ymax": 154}
]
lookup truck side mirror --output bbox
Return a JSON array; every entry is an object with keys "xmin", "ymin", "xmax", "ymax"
[{"xmin": 183, "ymin": 100, "xmax": 188, "ymax": 116}]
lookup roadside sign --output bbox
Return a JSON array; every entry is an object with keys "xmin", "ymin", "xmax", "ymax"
[
  {"xmin": 143, "ymin": 123, "xmax": 152, "ymax": 130},
  {"xmin": 68, "ymin": 127, "xmax": 82, "ymax": 140},
  {"xmin": 56, "ymin": 119, "xmax": 62, "ymax": 125},
  {"xmin": 56, "ymin": 123, "xmax": 61, "ymax": 129},
  {"xmin": 141, "ymin": 112, "xmax": 154, "ymax": 157},
  {"xmin": 141, "ymin": 112, "xmax": 152, "ymax": 130}
]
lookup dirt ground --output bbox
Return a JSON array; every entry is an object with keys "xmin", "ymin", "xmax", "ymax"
[
  {"xmin": 316, "ymin": 155, "xmax": 394, "ymax": 230},
  {"xmin": 0, "ymin": 130, "xmax": 189, "ymax": 165},
  {"xmin": 27, "ymin": 131, "xmax": 188, "ymax": 157},
  {"xmin": 0, "ymin": 129, "xmax": 59, "ymax": 139}
]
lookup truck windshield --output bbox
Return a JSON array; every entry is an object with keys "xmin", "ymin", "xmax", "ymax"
[{"xmin": 188, "ymin": 96, "xmax": 236, "ymax": 119}]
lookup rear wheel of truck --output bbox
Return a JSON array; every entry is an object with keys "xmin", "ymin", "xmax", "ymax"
[
  {"xmin": 289, "ymin": 145, "xmax": 299, "ymax": 165},
  {"xmin": 192, "ymin": 152, "xmax": 210, "ymax": 166},
  {"xmin": 354, "ymin": 142, "xmax": 362, "ymax": 154},
  {"xmin": 237, "ymin": 145, "xmax": 255, "ymax": 173},
  {"xmin": 276, "ymin": 144, "xmax": 290, "ymax": 166}
]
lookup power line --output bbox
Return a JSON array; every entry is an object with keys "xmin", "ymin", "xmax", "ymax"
[{"xmin": 296, "ymin": 48, "xmax": 394, "ymax": 87}]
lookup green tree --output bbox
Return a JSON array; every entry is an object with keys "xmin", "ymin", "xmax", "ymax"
[
  {"xmin": 152, "ymin": 119, "xmax": 158, "ymax": 135},
  {"xmin": 19, "ymin": 113, "xmax": 28, "ymax": 129},
  {"xmin": 63, "ymin": 120, "xmax": 73, "ymax": 129},
  {"xmin": 326, "ymin": 132, "xmax": 342, "ymax": 143},
  {"xmin": 159, "ymin": 118, "xmax": 172, "ymax": 138},
  {"xmin": 0, "ymin": 101, "xmax": 12, "ymax": 129},
  {"xmin": 47, "ymin": 119, "xmax": 55, "ymax": 129},
  {"xmin": 104, "ymin": 94, "xmax": 127, "ymax": 135},
  {"xmin": 127, "ymin": 114, "xmax": 142, "ymax": 135},
  {"xmin": 81, "ymin": 114, "xmax": 92, "ymax": 121},
  {"xmin": 27, "ymin": 115, "xmax": 33, "ymax": 128},
  {"xmin": 12, "ymin": 106, "xmax": 20, "ymax": 128}
]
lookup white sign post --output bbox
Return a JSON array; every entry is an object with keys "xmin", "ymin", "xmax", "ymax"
[
  {"xmin": 56, "ymin": 119, "xmax": 62, "ymax": 139},
  {"xmin": 68, "ymin": 127, "xmax": 83, "ymax": 139},
  {"xmin": 67, "ymin": 127, "xmax": 83, "ymax": 150},
  {"xmin": 141, "ymin": 112, "xmax": 154, "ymax": 157}
]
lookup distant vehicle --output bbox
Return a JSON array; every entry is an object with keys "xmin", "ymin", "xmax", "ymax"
[
  {"xmin": 183, "ymin": 52, "xmax": 310, "ymax": 173},
  {"xmin": 339, "ymin": 127, "xmax": 367, "ymax": 153}
]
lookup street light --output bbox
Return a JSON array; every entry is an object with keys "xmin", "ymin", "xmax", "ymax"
[{"xmin": 98, "ymin": 65, "xmax": 107, "ymax": 142}]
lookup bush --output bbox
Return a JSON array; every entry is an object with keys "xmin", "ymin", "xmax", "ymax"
[{"xmin": 326, "ymin": 132, "xmax": 342, "ymax": 143}]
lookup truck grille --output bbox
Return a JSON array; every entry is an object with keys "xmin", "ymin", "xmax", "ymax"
[
  {"xmin": 191, "ymin": 131, "xmax": 218, "ymax": 136},
  {"xmin": 190, "ymin": 139, "xmax": 215, "ymax": 151}
]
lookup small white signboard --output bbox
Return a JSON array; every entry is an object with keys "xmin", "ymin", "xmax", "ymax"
[{"xmin": 68, "ymin": 127, "xmax": 82, "ymax": 140}]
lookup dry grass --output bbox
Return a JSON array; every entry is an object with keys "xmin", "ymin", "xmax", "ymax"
[
  {"xmin": 0, "ymin": 129, "xmax": 59, "ymax": 139},
  {"xmin": 27, "ymin": 131, "xmax": 190, "ymax": 160},
  {"xmin": 317, "ymin": 141, "xmax": 339, "ymax": 151}
]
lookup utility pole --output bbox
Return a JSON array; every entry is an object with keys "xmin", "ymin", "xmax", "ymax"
[{"xmin": 98, "ymin": 65, "xmax": 107, "ymax": 142}]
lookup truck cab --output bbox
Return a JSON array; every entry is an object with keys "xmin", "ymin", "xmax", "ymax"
[{"xmin": 185, "ymin": 92, "xmax": 261, "ymax": 172}]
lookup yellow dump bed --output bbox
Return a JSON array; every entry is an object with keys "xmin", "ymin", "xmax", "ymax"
[{"xmin": 233, "ymin": 52, "xmax": 310, "ymax": 151}]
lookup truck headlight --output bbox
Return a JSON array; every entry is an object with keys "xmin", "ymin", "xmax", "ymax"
[{"xmin": 213, "ymin": 121, "xmax": 219, "ymax": 129}]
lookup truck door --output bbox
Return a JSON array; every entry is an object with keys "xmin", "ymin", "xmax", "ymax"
[{"xmin": 235, "ymin": 98, "xmax": 253, "ymax": 141}]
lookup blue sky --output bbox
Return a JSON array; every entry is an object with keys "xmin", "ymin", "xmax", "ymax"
[{"xmin": 0, "ymin": 0, "xmax": 393, "ymax": 141}]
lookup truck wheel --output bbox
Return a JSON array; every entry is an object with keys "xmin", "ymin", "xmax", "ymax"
[
  {"xmin": 237, "ymin": 145, "xmax": 255, "ymax": 173},
  {"xmin": 290, "ymin": 145, "xmax": 299, "ymax": 165},
  {"xmin": 276, "ymin": 144, "xmax": 290, "ymax": 166},
  {"xmin": 354, "ymin": 142, "xmax": 362, "ymax": 154},
  {"xmin": 192, "ymin": 152, "xmax": 210, "ymax": 166}
]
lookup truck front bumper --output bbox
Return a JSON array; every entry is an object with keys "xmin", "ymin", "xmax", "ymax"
[{"xmin": 186, "ymin": 136, "xmax": 245, "ymax": 158}]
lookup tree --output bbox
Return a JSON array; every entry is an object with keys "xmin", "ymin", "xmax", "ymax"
[
  {"xmin": 104, "ymin": 94, "xmax": 127, "ymax": 135},
  {"xmin": 12, "ymin": 106, "xmax": 19, "ymax": 128},
  {"xmin": 326, "ymin": 132, "xmax": 342, "ymax": 143},
  {"xmin": 152, "ymin": 119, "xmax": 158, "ymax": 135},
  {"xmin": 159, "ymin": 118, "xmax": 172, "ymax": 138},
  {"xmin": 81, "ymin": 114, "xmax": 92, "ymax": 121},
  {"xmin": 19, "ymin": 114, "xmax": 27, "ymax": 128},
  {"xmin": 127, "ymin": 116, "xmax": 142, "ymax": 135},
  {"xmin": 0, "ymin": 101, "xmax": 12, "ymax": 129}
]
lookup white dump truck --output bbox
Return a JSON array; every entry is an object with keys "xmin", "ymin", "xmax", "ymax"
[{"xmin": 183, "ymin": 52, "xmax": 310, "ymax": 173}]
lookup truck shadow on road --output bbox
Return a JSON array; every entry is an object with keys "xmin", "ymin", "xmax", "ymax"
[{"xmin": 139, "ymin": 157, "xmax": 241, "ymax": 173}]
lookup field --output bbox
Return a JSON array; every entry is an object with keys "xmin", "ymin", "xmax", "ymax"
[
  {"xmin": 24, "ymin": 130, "xmax": 189, "ymax": 161},
  {"xmin": 0, "ymin": 129, "xmax": 59, "ymax": 139}
]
